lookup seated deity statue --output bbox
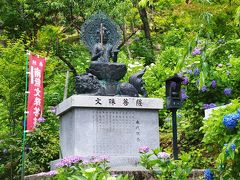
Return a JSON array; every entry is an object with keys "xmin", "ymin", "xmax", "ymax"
[{"xmin": 91, "ymin": 25, "xmax": 118, "ymax": 63}]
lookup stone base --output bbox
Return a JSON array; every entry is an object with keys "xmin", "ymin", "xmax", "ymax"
[{"xmin": 55, "ymin": 95, "xmax": 163, "ymax": 169}]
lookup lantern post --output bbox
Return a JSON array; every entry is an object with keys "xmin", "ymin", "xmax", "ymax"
[{"xmin": 166, "ymin": 74, "xmax": 183, "ymax": 160}]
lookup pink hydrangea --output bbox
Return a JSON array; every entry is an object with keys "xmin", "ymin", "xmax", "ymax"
[
  {"xmin": 157, "ymin": 152, "xmax": 170, "ymax": 159},
  {"xmin": 139, "ymin": 146, "xmax": 150, "ymax": 153}
]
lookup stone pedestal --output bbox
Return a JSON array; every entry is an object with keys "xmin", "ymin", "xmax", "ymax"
[{"xmin": 54, "ymin": 95, "xmax": 163, "ymax": 169}]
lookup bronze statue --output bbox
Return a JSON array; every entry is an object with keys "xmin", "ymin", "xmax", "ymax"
[
  {"xmin": 77, "ymin": 12, "xmax": 148, "ymax": 97},
  {"xmin": 91, "ymin": 24, "xmax": 118, "ymax": 62}
]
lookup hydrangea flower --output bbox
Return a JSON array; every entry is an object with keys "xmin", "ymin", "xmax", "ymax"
[
  {"xmin": 37, "ymin": 170, "xmax": 57, "ymax": 176},
  {"xmin": 37, "ymin": 117, "xmax": 45, "ymax": 123},
  {"xmin": 50, "ymin": 106, "xmax": 57, "ymax": 114},
  {"xmin": 204, "ymin": 169, "xmax": 213, "ymax": 180},
  {"xmin": 56, "ymin": 156, "xmax": 83, "ymax": 167},
  {"xmin": 225, "ymin": 143, "xmax": 236, "ymax": 154},
  {"xmin": 182, "ymin": 77, "xmax": 189, "ymax": 85},
  {"xmin": 90, "ymin": 155, "xmax": 109, "ymax": 163},
  {"xmin": 192, "ymin": 47, "xmax": 201, "ymax": 56},
  {"xmin": 139, "ymin": 146, "xmax": 150, "ymax": 153},
  {"xmin": 231, "ymin": 144, "xmax": 236, "ymax": 151},
  {"xmin": 203, "ymin": 103, "xmax": 216, "ymax": 110},
  {"xmin": 157, "ymin": 152, "xmax": 170, "ymax": 159},
  {"xmin": 224, "ymin": 88, "xmax": 232, "ymax": 95},
  {"xmin": 211, "ymin": 80, "xmax": 217, "ymax": 89},
  {"xmin": 194, "ymin": 68, "xmax": 199, "ymax": 76},
  {"xmin": 222, "ymin": 114, "xmax": 238, "ymax": 129},
  {"xmin": 181, "ymin": 89, "xmax": 188, "ymax": 100},
  {"xmin": 187, "ymin": 69, "xmax": 193, "ymax": 74},
  {"xmin": 201, "ymin": 85, "xmax": 207, "ymax": 92},
  {"xmin": 209, "ymin": 103, "xmax": 217, "ymax": 109}
]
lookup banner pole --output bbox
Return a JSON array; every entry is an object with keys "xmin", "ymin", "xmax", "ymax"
[{"xmin": 21, "ymin": 51, "xmax": 29, "ymax": 180}]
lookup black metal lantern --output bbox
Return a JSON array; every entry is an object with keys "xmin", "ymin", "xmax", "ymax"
[
  {"xmin": 166, "ymin": 74, "xmax": 183, "ymax": 110},
  {"xmin": 165, "ymin": 74, "xmax": 183, "ymax": 160}
]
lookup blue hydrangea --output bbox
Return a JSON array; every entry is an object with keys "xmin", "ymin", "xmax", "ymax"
[
  {"xmin": 211, "ymin": 80, "xmax": 217, "ymax": 89},
  {"xmin": 222, "ymin": 114, "xmax": 238, "ymax": 129},
  {"xmin": 194, "ymin": 68, "xmax": 199, "ymax": 76},
  {"xmin": 202, "ymin": 85, "xmax": 207, "ymax": 92},
  {"xmin": 181, "ymin": 89, "xmax": 188, "ymax": 100},
  {"xmin": 224, "ymin": 88, "xmax": 232, "ymax": 95},
  {"xmin": 225, "ymin": 143, "xmax": 236, "ymax": 154},
  {"xmin": 204, "ymin": 169, "xmax": 213, "ymax": 180},
  {"xmin": 231, "ymin": 144, "xmax": 236, "ymax": 151}
]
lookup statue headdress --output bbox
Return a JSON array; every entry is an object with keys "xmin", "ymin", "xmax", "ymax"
[{"xmin": 81, "ymin": 12, "xmax": 122, "ymax": 52}]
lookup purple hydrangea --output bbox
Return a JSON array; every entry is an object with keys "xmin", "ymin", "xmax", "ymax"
[
  {"xmin": 56, "ymin": 156, "xmax": 83, "ymax": 167},
  {"xmin": 194, "ymin": 68, "xmax": 199, "ymax": 76},
  {"xmin": 201, "ymin": 85, "xmax": 207, "ymax": 92},
  {"xmin": 178, "ymin": 72, "xmax": 183, "ymax": 77},
  {"xmin": 139, "ymin": 146, "xmax": 150, "ymax": 153},
  {"xmin": 37, "ymin": 170, "xmax": 57, "ymax": 176},
  {"xmin": 204, "ymin": 169, "xmax": 213, "ymax": 180},
  {"xmin": 211, "ymin": 80, "xmax": 217, "ymax": 89},
  {"xmin": 181, "ymin": 89, "xmax": 188, "ymax": 100},
  {"xmin": 209, "ymin": 103, "xmax": 217, "ymax": 109},
  {"xmin": 182, "ymin": 77, "xmax": 189, "ymax": 85},
  {"xmin": 37, "ymin": 117, "xmax": 45, "ymax": 123},
  {"xmin": 187, "ymin": 69, "xmax": 193, "ymax": 74},
  {"xmin": 203, "ymin": 103, "xmax": 216, "ymax": 110},
  {"xmin": 224, "ymin": 88, "xmax": 232, "ymax": 95},
  {"xmin": 50, "ymin": 106, "xmax": 57, "ymax": 114},
  {"xmin": 192, "ymin": 47, "xmax": 201, "ymax": 56},
  {"xmin": 222, "ymin": 114, "xmax": 239, "ymax": 129},
  {"xmin": 157, "ymin": 152, "xmax": 170, "ymax": 159}
]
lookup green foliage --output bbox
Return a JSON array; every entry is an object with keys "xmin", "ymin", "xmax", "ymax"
[
  {"xmin": 22, "ymin": 111, "xmax": 59, "ymax": 175},
  {"xmin": 139, "ymin": 148, "xmax": 192, "ymax": 179}
]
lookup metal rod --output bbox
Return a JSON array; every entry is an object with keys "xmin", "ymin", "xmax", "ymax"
[
  {"xmin": 63, "ymin": 70, "xmax": 70, "ymax": 100},
  {"xmin": 21, "ymin": 52, "xmax": 29, "ymax": 180},
  {"xmin": 100, "ymin": 23, "xmax": 103, "ymax": 47},
  {"xmin": 172, "ymin": 109, "xmax": 178, "ymax": 160}
]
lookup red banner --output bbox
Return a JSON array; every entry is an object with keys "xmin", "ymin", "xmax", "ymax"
[{"xmin": 27, "ymin": 54, "xmax": 46, "ymax": 131}]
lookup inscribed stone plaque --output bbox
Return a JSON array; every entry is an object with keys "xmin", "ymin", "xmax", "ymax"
[{"xmin": 58, "ymin": 95, "xmax": 162, "ymax": 168}]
